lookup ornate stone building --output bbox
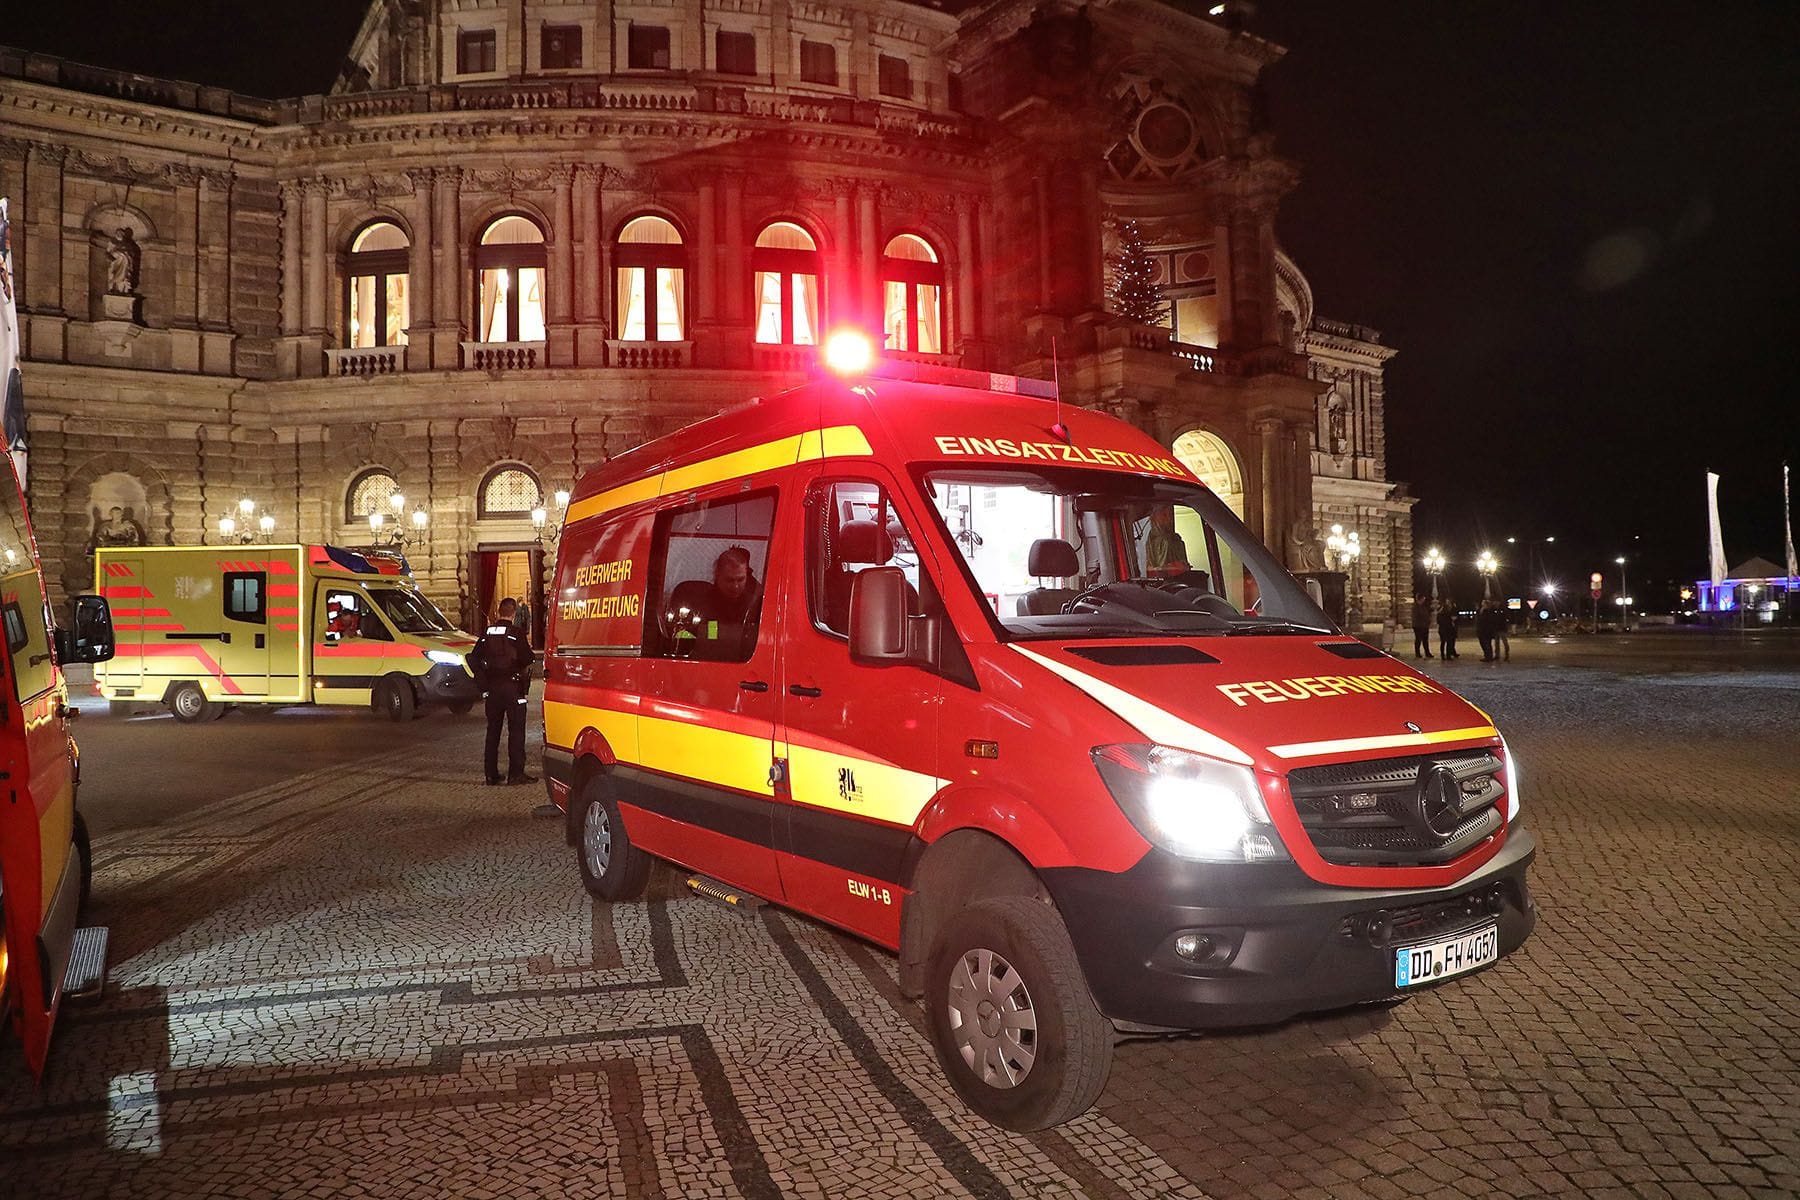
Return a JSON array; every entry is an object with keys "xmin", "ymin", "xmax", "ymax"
[{"xmin": 0, "ymin": 0, "xmax": 1410, "ymax": 629}]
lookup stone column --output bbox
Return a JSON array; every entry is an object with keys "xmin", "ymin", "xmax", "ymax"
[
  {"xmin": 856, "ymin": 184, "xmax": 878, "ymax": 332},
  {"xmin": 406, "ymin": 168, "xmax": 435, "ymax": 363},
  {"xmin": 22, "ymin": 143, "xmax": 68, "ymax": 360},
  {"xmin": 279, "ymin": 182, "xmax": 303, "ymax": 336},
  {"xmin": 431, "ymin": 168, "xmax": 463, "ymax": 368},
  {"xmin": 547, "ymin": 164, "xmax": 576, "ymax": 367},
  {"xmin": 1256, "ymin": 417, "xmax": 1282, "ymax": 554},
  {"xmin": 197, "ymin": 169, "xmax": 235, "ymax": 375},
  {"xmin": 722, "ymin": 173, "xmax": 746, "ymax": 324},
  {"xmin": 696, "ymin": 178, "xmax": 718, "ymax": 323},
  {"xmin": 832, "ymin": 184, "xmax": 855, "ymax": 328},
  {"xmin": 301, "ymin": 179, "xmax": 329, "ymax": 337},
  {"xmin": 954, "ymin": 195, "xmax": 977, "ymax": 347},
  {"xmin": 575, "ymin": 164, "xmax": 608, "ymax": 364},
  {"xmin": 167, "ymin": 166, "xmax": 201, "ymax": 338}
]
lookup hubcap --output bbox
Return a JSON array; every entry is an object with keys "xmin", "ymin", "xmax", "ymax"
[
  {"xmin": 946, "ymin": 946, "xmax": 1038, "ymax": 1089},
  {"xmin": 583, "ymin": 800, "xmax": 612, "ymax": 879},
  {"xmin": 175, "ymin": 689, "xmax": 202, "ymax": 718}
]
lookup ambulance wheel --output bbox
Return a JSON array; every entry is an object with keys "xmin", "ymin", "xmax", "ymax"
[
  {"xmin": 576, "ymin": 779, "xmax": 650, "ymax": 901},
  {"xmin": 168, "ymin": 682, "xmax": 211, "ymax": 724},
  {"xmin": 209, "ymin": 703, "xmax": 231, "ymax": 721},
  {"xmin": 376, "ymin": 676, "xmax": 416, "ymax": 723},
  {"xmin": 924, "ymin": 896, "xmax": 1113, "ymax": 1132},
  {"xmin": 448, "ymin": 700, "xmax": 475, "ymax": 716}
]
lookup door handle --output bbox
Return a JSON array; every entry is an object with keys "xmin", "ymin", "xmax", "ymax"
[
  {"xmin": 739, "ymin": 680, "xmax": 769, "ymax": 693},
  {"xmin": 255, "ymin": 633, "xmax": 266, "ymax": 649},
  {"xmin": 788, "ymin": 684, "xmax": 822, "ymax": 698}
]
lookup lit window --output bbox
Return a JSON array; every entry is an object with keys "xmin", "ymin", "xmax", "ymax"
[
  {"xmin": 881, "ymin": 233, "xmax": 943, "ymax": 354},
  {"xmin": 1169, "ymin": 293, "xmax": 1219, "ymax": 348},
  {"xmin": 716, "ymin": 30, "xmax": 756, "ymax": 76},
  {"xmin": 799, "ymin": 40, "xmax": 837, "ymax": 87},
  {"xmin": 481, "ymin": 465, "xmax": 543, "ymax": 518},
  {"xmin": 347, "ymin": 468, "xmax": 400, "ymax": 522},
  {"xmin": 878, "ymin": 54, "xmax": 911, "ymax": 99},
  {"xmin": 629, "ymin": 24, "xmax": 670, "ymax": 70},
  {"xmin": 347, "ymin": 222, "xmax": 409, "ymax": 348},
  {"xmin": 541, "ymin": 24, "xmax": 582, "ymax": 70},
  {"xmin": 615, "ymin": 216, "xmax": 686, "ymax": 342},
  {"xmin": 753, "ymin": 222, "xmax": 820, "ymax": 346},
  {"xmin": 458, "ymin": 29, "xmax": 497, "ymax": 75},
  {"xmin": 476, "ymin": 216, "xmax": 547, "ymax": 344}
]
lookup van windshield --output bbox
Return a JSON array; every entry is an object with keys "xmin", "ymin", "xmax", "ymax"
[
  {"xmin": 921, "ymin": 467, "xmax": 1333, "ymax": 639},
  {"xmin": 368, "ymin": 586, "xmax": 455, "ymax": 634}
]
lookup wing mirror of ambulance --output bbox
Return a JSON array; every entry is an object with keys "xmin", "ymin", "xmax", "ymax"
[
  {"xmin": 54, "ymin": 594, "xmax": 116, "ymax": 664},
  {"xmin": 848, "ymin": 567, "xmax": 938, "ymax": 667}
]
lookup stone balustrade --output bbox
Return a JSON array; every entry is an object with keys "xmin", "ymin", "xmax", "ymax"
[
  {"xmin": 461, "ymin": 341, "xmax": 544, "ymax": 371},
  {"xmin": 326, "ymin": 346, "xmax": 406, "ymax": 377}
]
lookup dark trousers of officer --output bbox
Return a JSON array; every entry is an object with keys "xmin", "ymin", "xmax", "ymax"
[
  {"xmin": 1413, "ymin": 626, "xmax": 1432, "ymax": 657},
  {"xmin": 484, "ymin": 683, "xmax": 527, "ymax": 781}
]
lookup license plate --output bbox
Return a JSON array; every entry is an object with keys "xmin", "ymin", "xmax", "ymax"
[{"xmin": 1394, "ymin": 924, "xmax": 1499, "ymax": 988}]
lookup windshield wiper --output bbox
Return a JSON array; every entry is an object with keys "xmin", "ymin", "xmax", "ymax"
[{"xmin": 1224, "ymin": 620, "xmax": 1335, "ymax": 636}]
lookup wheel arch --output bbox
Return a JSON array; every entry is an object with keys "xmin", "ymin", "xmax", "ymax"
[
  {"xmin": 897, "ymin": 824, "xmax": 1051, "ymax": 1001},
  {"xmin": 563, "ymin": 727, "xmax": 619, "ymax": 846}
]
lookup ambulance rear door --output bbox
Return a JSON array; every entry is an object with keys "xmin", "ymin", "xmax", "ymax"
[
  {"xmin": 263, "ymin": 548, "xmax": 304, "ymax": 701},
  {"xmin": 219, "ymin": 557, "xmax": 270, "ymax": 697},
  {"xmin": 95, "ymin": 551, "xmax": 145, "ymax": 691}
]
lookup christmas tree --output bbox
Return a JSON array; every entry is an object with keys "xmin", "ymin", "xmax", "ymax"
[{"xmin": 1106, "ymin": 219, "xmax": 1169, "ymax": 327}]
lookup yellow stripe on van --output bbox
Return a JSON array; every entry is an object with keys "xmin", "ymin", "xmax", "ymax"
[
  {"xmin": 638, "ymin": 713, "xmax": 774, "ymax": 797},
  {"xmin": 544, "ymin": 699, "xmax": 639, "ymax": 765},
  {"xmin": 784, "ymin": 743, "xmax": 945, "ymax": 828},
  {"xmin": 1266, "ymin": 725, "xmax": 1498, "ymax": 761},
  {"xmin": 566, "ymin": 424, "xmax": 873, "ymax": 526}
]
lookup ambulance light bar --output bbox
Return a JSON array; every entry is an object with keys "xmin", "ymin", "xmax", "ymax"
[{"xmin": 818, "ymin": 329, "xmax": 1058, "ymax": 400}]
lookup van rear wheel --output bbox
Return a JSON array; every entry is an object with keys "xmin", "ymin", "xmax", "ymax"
[
  {"xmin": 376, "ymin": 676, "xmax": 416, "ymax": 723},
  {"xmin": 168, "ymin": 682, "xmax": 211, "ymax": 724},
  {"xmin": 576, "ymin": 779, "xmax": 650, "ymax": 901},
  {"xmin": 924, "ymin": 895, "xmax": 1113, "ymax": 1132}
]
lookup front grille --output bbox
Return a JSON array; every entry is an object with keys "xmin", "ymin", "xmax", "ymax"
[{"xmin": 1287, "ymin": 749, "xmax": 1504, "ymax": 866}]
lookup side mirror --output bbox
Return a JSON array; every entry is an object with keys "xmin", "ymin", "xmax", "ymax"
[
  {"xmin": 61, "ymin": 594, "xmax": 115, "ymax": 663},
  {"xmin": 848, "ymin": 567, "xmax": 939, "ymax": 666}
]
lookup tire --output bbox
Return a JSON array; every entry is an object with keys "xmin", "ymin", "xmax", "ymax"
[
  {"xmin": 168, "ymin": 682, "xmax": 211, "ymax": 724},
  {"xmin": 447, "ymin": 699, "xmax": 475, "ymax": 716},
  {"xmin": 376, "ymin": 676, "xmax": 416, "ymax": 723},
  {"xmin": 209, "ymin": 703, "xmax": 231, "ymax": 721},
  {"xmin": 924, "ymin": 895, "xmax": 1113, "ymax": 1132},
  {"xmin": 575, "ymin": 777, "xmax": 650, "ymax": 901}
]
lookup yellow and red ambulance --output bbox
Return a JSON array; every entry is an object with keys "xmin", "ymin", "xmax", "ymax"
[
  {"xmin": 93, "ymin": 544, "xmax": 478, "ymax": 721},
  {"xmin": 1, "ymin": 459, "xmax": 114, "ymax": 1079},
  {"xmin": 541, "ymin": 339, "xmax": 1536, "ymax": 1131}
]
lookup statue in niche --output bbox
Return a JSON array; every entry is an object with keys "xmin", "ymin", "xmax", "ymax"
[
  {"xmin": 104, "ymin": 228, "xmax": 141, "ymax": 295},
  {"xmin": 84, "ymin": 505, "xmax": 147, "ymax": 555}
]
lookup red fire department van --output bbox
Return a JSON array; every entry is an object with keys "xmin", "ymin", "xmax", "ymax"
[
  {"xmin": 1, "ymin": 459, "xmax": 114, "ymax": 1079},
  {"xmin": 541, "ymin": 340, "xmax": 1535, "ymax": 1130}
]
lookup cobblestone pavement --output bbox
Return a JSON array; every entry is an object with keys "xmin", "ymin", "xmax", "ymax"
[{"xmin": 5, "ymin": 660, "xmax": 1798, "ymax": 1198}]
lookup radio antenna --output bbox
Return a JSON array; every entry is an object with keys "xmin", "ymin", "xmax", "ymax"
[{"xmin": 1050, "ymin": 336, "xmax": 1070, "ymax": 443}]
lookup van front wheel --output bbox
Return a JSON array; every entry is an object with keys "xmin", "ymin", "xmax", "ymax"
[
  {"xmin": 924, "ymin": 895, "xmax": 1113, "ymax": 1132},
  {"xmin": 376, "ymin": 676, "xmax": 416, "ymax": 723},
  {"xmin": 168, "ymin": 682, "xmax": 211, "ymax": 724},
  {"xmin": 576, "ymin": 779, "xmax": 650, "ymax": 901}
]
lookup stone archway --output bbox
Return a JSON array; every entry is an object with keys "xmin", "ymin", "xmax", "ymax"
[
  {"xmin": 1172, "ymin": 428, "xmax": 1245, "ymax": 519},
  {"xmin": 57, "ymin": 453, "xmax": 176, "ymax": 599}
]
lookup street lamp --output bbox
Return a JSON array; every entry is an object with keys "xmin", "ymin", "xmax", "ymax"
[
  {"xmin": 218, "ymin": 498, "xmax": 275, "ymax": 544},
  {"xmin": 1326, "ymin": 523, "xmax": 1361, "ymax": 629},
  {"xmin": 533, "ymin": 488, "xmax": 571, "ymax": 550},
  {"xmin": 1476, "ymin": 550, "xmax": 1499, "ymax": 600},
  {"xmin": 1615, "ymin": 555, "xmax": 1630, "ymax": 631},
  {"xmin": 1541, "ymin": 581, "xmax": 1559, "ymax": 620},
  {"xmin": 369, "ymin": 494, "xmax": 429, "ymax": 550},
  {"xmin": 1422, "ymin": 546, "xmax": 1447, "ymax": 600}
]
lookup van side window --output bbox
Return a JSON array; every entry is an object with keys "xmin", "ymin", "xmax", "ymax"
[
  {"xmin": 223, "ymin": 571, "xmax": 266, "ymax": 624},
  {"xmin": 806, "ymin": 478, "xmax": 925, "ymax": 638},
  {"xmin": 644, "ymin": 489, "xmax": 775, "ymax": 662}
]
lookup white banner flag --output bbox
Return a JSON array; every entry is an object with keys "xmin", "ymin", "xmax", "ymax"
[
  {"xmin": 0, "ymin": 197, "xmax": 24, "ymax": 489},
  {"xmin": 1706, "ymin": 471, "xmax": 1727, "ymax": 586},
  {"xmin": 1785, "ymin": 462, "xmax": 1796, "ymax": 583}
]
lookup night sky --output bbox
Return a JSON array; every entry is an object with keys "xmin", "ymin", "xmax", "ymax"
[{"xmin": 6, "ymin": 1, "xmax": 1797, "ymax": 605}]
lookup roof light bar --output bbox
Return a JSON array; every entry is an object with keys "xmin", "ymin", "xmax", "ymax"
[{"xmin": 815, "ymin": 328, "xmax": 1059, "ymax": 400}]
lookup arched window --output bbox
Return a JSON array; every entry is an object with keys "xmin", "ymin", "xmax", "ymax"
[
  {"xmin": 881, "ymin": 233, "xmax": 943, "ymax": 354},
  {"xmin": 479, "ymin": 464, "xmax": 543, "ymax": 519},
  {"xmin": 615, "ymin": 215, "xmax": 686, "ymax": 342},
  {"xmin": 346, "ymin": 468, "xmax": 401, "ymax": 523},
  {"xmin": 753, "ymin": 222, "xmax": 821, "ymax": 346},
  {"xmin": 476, "ymin": 216, "xmax": 547, "ymax": 343},
  {"xmin": 347, "ymin": 222, "xmax": 409, "ymax": 348}
]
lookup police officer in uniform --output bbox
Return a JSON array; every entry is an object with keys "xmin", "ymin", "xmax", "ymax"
[{"xmin": 470, "ymin": 597, "xmax": 537, "ymax": 785}]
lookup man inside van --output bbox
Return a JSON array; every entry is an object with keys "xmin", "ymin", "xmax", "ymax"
[
  {"xmin": 695, "ymin": 546, "xmax": 760, "ymax": 660},
  {"xmin": 1144, "ymin": 504, "xmax": 1190, "ymax": 578}
]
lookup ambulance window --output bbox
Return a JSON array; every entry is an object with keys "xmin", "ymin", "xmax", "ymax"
[
  {"xmin": 644, "ymin": 489, "xmax": 775, "ymax": 662},
  {"xmin": 806, "ymin": 479, "xmax": 926, "ymax": 638},
  {"xmin": 322, "ymin": 587, "xmax": 391, "ymax": 642},
  {"xmin": 224, "ymin": 571, "xmax": 266, "ymax": 624}
]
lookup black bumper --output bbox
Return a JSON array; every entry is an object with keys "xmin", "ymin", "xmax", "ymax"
[
  {"xmin": 1043, "ymin": 829, "xmax": 1537, "ymax": 1031},
  {"xmin": 419, "ymin": 663, "xmax": 479, "ymax": 705}
]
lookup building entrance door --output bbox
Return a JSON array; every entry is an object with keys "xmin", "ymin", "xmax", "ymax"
[{"xmin": 469, "ymin": 544, "xmax": 544, "ymax": 643}]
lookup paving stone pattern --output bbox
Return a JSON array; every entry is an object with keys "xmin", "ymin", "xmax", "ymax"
[
  {"xmin": 5, "ymin": 663, "xmax": 1798, "ymax": 1198},
  {"xmin": 1101, "ymin": 664, "xmax": 1800, "ymax": 1199},
  {"xmin": 0, "ymin": 745, "xmax": 1199, "ymax": 1200}
]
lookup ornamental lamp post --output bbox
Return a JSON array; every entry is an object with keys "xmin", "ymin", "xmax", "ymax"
[
  {"xmin": 1326, "ymin": 524, "xmax": 1361, "ymax": 628},
  {"xmin": 1615, "ymin": 555, "xmax": 1630, "ymax": 631},
  {"xmin": 1422, "ymin": 547, "xmax": 1447, "ymax": 601},
  {"xmin": 1476, "ymin": 550, "xmax": 1498, "ymax": 600}
]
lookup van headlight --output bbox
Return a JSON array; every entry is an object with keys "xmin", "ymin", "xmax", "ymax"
[
  {"xmin": 1092, "ymin": 744, "xmax": 1288, "ymax": 863},
  {"xmin": 427, "ymin": 650, "xmax": 466, "ymax": 667},
  {"xmin": 1500, "ymin": 736, "xmax": 1522, "ymax": 825}
]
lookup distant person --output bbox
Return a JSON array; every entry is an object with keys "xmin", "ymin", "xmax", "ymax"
[
  {"xmin": 1412, "ymin": 595, "xmax": 1434, "ymax": 659},
  {"xmin": 1476, "ymin": 600, "xmax": 1501, "ymax": 662},
  {"xmin": 1493, "ymin": 603, "xmax": 1511, "ymax": 662},
  {"xmin": 511, "ymin": 599, "xmax": 532, "ymax": 643},
  {"xmin": 470, "ymin": 597, "xmax": 536, "ymax": 786},
  {"xmin": 1143, "ymin": 504, "xmax": 1189, "ymax": 578},
  {"xmin": 1437, "ymin": 598, "xmax": 1460, "ymax": 660}
]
